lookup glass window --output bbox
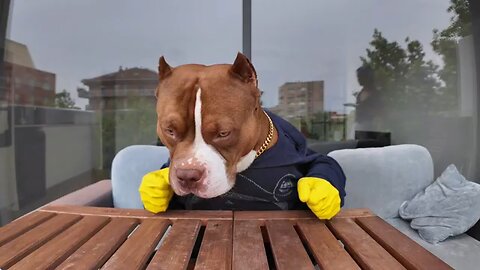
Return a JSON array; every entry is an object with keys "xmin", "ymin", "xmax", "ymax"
[
  {"xmin": 253, "ymin": 0, "xmax": 477, "ymax": 179},
  {"xmin": 0, "ymin": 0, "xmax": 241, "ymax": 225},
  {"xmin": 0, "ymin": 0, "xmax": 478, "ymax": 226}
]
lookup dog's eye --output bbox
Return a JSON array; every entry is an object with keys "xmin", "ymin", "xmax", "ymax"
[{"xmin": 218, "ymin": 131, "xmax": 230, "ymax": 138}]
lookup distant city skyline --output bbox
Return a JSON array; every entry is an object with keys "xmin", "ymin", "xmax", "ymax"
[
  {"xmin": 7, "ymin": 0, "xmax": 453, "ymax": 112},
  {"xmin": 270, "ymin": 80, "xmax": 324, "ymax": 119}
]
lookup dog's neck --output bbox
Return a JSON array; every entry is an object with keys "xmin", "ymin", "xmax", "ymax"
[{"xmin": 254, "ymin": 111, "xmax": 278, "ymax": 157}]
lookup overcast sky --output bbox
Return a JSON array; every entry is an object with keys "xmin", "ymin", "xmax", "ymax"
[{"xmin": 8, "ymin": 0, "xmax": 452, "ymax": 111}]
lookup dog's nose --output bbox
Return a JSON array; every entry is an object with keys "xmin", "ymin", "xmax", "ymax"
[{"xmin": 176, "ymin": 168, "xmax": 204, "ymax": 183}]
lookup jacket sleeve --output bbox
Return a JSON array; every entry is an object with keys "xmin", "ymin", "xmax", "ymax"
[
  {"xmin": 161, "ymin": 160, "xmax": 170, "ymax": 169},
  {"xmin": 304, "ymin": 150, "xmax": 347, "ymax": 206}
]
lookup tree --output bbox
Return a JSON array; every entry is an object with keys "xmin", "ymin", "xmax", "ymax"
[
  {"xmin": 359, "ymin": 0, "xmax": 472, "ymax": 115},
  {"xmin": 360, "ymin": 30, "xmax": 441, "ymax": 114},
  {"xmin": 55, "ymin": 89, "xmax": 79, "ymax": 109},
  {"xmin": 114, "ymin": 96, "xmax": 157, "ymax": 150},
  {"xmin": 431, "ymin": 0, "xmax": 472, "ymax": 109}
]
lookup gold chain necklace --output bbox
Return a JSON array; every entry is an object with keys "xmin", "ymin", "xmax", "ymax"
[{"xmin": 256, "ymin": 110, "xmax": 274, "ymax": 158}]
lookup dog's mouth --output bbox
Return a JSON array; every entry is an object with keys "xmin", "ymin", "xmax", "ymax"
[
  {"xmin": 169, "ymin": 147, "xmax": 235, "ymax": 198},
  {"xmin": 169, "ymin": 173, "xmax": 234, "ymax": 199},
  {"xmin": 170, "ymin": 175, "xmax": 206, "ymax": 196}
]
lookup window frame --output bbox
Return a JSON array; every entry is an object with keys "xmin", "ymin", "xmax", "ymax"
[{"xmin": 468, "ymin": 0, "xmax": 480, "ymax": 179}]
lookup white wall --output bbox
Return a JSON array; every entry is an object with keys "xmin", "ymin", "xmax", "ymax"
[{"xmin": 44, "ymin": 125, "xmax": 99, "ymax": 188}]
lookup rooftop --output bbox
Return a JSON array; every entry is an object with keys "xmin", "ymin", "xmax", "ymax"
[{"xmin": 82, "ymin": 67, "xmax": 158, "ymax": 84}]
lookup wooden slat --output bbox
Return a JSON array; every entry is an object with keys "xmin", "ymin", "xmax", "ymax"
[
  {"xmin": 0, "ymin": 208, "xmax": 452, "ymax": 270},
  {"xmin": 9, "ymin": 216, "xmax": 110, "ymax": 270},
  {"xmin": 235, "ymin": 210, "xmax": 316, "ymax": 222},
  {"xmin": 328, "ymin": 218, "xmax": 406, "ymax": 270},
  {"xmin": 357, "ymin": 216, "xmax": 454, "ymax": 270},
  {"xmin": 232, "ymin": 220, "xmax": 269, "ymax": 270},
  {"xmin": 56, "ymin": 218, "xmax": 138, "ymax": 270},
  {"xmin": 266, "ymin": 220, "xmax": 314, "ymax": 270},
  {"xmin": 195, "ymin": 220, "xmax": 233, "ymax": 270},
  {"xmin": 101, "ymin": 219, "xmax": 169, "ymax": 270},
  {"xmin": 0, "ymin": 211, "xmax": 55, "ymax": 247},
  {"xmin": 234, "ymin": 208, "xmax": 374, "ymax": 223},
  {"xmin": 0, "ymin": 214, "xmax": 81, "ymax": 269},
  {"xmin": 40, "ymin": 205, "xmax": 232, "ymax": 222},
  {"xmin": 147, "ymin": 220, "xmax": 201, "ymax": 270},
  {"xmin": 296, "ymin": 220, "xmax": 360, "ymax": 270},
  {"xmin": 336, "ymin": 208, "xmax": 375, "ymax": 218}
]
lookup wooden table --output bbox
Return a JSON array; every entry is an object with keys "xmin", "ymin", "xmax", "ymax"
[{"xmin": 0, "ymin": 206, "xmax": 452, "ymax": 270}]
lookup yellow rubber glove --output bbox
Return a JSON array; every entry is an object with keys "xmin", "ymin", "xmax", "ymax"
[
  {"xmin": 138, "ymin": 168, "xmax": 174, "ymax": 214},
  {"xmin": 298, "ymin": 177, "xmax": 341, "ymax": 220}
]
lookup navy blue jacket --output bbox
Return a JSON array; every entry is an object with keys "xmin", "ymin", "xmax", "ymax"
[{"xmin": 168, "ymin": 111, "xmax": 346, "ymax": 210}]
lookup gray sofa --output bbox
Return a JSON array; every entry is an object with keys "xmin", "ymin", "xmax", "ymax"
[
  {"xmin": 329, "ymin": 144, "xmax": 480, "ymax": 270},
  {"xmin": 49, "ymin": 144, "xmax": 480, "ymax": 269}
]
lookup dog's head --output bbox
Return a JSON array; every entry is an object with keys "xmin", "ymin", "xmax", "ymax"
[{"xmin": 155, "ymin": 53, "xmax": 263, "ymax": 198}]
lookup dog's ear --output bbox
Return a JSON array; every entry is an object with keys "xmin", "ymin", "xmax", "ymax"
[
  {"xmin": 156, "ymin": 56, "xmax": 173, "ymax": 98},
  {"xmin": 229, "ymin": 52, "xmax": 258, "ymax": 87},
  {"xmin": 158, "ymin": 56, "xmax": 172, "ymax": 80}
]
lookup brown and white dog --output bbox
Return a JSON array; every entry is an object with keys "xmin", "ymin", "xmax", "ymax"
[{"xmin": 155, "ymin": 53, "xmax": 278, "ymax": 199}]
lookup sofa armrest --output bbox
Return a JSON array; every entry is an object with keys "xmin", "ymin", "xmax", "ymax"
[
  {"xmin": 47, "ymin": 180, "xmax": 113, "ymax": 207},
  {"xmin": 467, "ymin": 219, "xmax": 480, "ymax": 241}
]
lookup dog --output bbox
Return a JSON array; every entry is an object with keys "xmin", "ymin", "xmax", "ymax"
[{"xmin": 140, "ymin": 53, "xmax": 346, "ymax": 218}]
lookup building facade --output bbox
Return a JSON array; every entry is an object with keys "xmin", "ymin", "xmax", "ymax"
[
  {"xmin": 78, "ymin": 67, "xmax": 158, "ymax": 110},
  {"xmin": 1, "ymin": 39, "xmax": 55, "ymax": 107},
  {"xmin": 270, "ymin": 80, "xmax": 324, "ymax": 120},
  {"xmin": 78, "ymin": 67, "xmax": 159, "ymax": 170}
]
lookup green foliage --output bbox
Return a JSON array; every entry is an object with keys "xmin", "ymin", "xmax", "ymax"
[
  {"xmin": 433, "ymin": 0, "xmax": 471, "ymax": 40},
  {"xmin": 99, "ymin": 96, "xmax": 157, "ymax": 169},
  {"xmin": 114, "ymin": 97, "xmax": 157, "ymax": 150},
  {"xmin": 431, "ymin": 0, "xmax": 472, "ymax": 110},
  {"xmin": 55, "ymin": 89, "xmax": 79, "ymax": 109},
  {"xmin": 359, "ymin": 0, "xmax": 472, "ymax": 115},
  {"xmin": 310, "ymin": 111, "xmax": 346, "ymax": 141},
  {"xmin": 360, "ymin": 30, "xmax": 441, "ymax": 113}
]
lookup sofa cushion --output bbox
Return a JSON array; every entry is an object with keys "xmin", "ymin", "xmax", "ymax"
[
  {"xmin": 112, "ymin": 145, "xmax": 169, "ymax": 208},
  {"xmin": 328, "ymin": 144, "xmax": 434, "ymax": 219},
  {"xmin": 399, "ymin": 164, "xmax": 480, "ymax": 244},
  {"xmin": 387, "ymin": 217, "xmax": 480, "ymax": 270}
]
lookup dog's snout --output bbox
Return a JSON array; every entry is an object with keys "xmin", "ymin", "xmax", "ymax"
[{"xmin": 176, "ymin": 168, "xmax": 204, "ymax": 183}]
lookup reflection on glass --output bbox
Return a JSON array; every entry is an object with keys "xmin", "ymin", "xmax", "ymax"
[
  {"xmin": 0, "ymin": 0, "xmax": 477, "ymax": 226},
  {"xmin": 270, "ymin": 81, "xmax": 346, "ymax": 141},
  {"xmin": 0, "ymin": 0, "xmax": 241, "ymax": 225},
  {"xmin": 4, "ymin": 39, "xmax": 55, "ymax": 107},
  {"xmin": 255, "ymin": 0, "xmax": 476, "ymax": 179},
  {"xmin": 352, "ymin": 1, "xmax": 475, "ymax": 178},
  {"xmin": 78, "ymin": 67, "xmax": 158, "ymax": 167}
]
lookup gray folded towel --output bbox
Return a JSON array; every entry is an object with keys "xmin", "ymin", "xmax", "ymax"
[{"xmin": 399, "ymin": 164, "xmax": 480, "ymax": 244}]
